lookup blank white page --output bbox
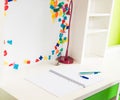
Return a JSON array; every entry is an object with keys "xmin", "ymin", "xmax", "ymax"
[{"xmin": 25, "ymin": 71, "xmax": 83, "ymax": 97}]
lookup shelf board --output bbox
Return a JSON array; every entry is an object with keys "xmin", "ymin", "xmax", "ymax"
[
  {"xmin": 87, "ymin": 29, "xmax": 108, "ymax": 34},
  {"xmin": 89, "ymin": 13, "xmax": 110, "ymax": 17},
  {"xmin": 82, "ymin": 55, "xmax": 104, "ymax": 66}
]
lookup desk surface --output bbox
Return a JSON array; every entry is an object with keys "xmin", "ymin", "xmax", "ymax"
[{"xmin": 0, "ymin": 61, "xmax": 120, "ymax": 100}]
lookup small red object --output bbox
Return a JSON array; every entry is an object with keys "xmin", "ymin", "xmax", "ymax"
[
  {"xmin": 4, "ymin": 50, "xmax": 7, "ymax": 56},
  {"xmin": 35, "ymin": 59, "xmax": 39, "ymax": 62},
  {"xmin": 27, "ymin": 60, "xmax": 31, "ymax": 64},
  {"xmin": 55, "ymin": 46, "xmax": 57, "ymax": 50},
  {"xmin": 9, "ymin": 63, "xmax": 14, "ymax": 66},
  {"xmin": 66, "ymin": 10, "xmax": 71, "ymax": 15},
  {"xmin": 65, "ymin": 4, "xmax": 68, "ymax": 8},
  {"xmin": 5, "ymin": 0, "xmax": 8, "ymax": 5},
  {"xmin": 57, "ymin": 56, "xmax": 74, "ymax": 64},
  {"xmin": 63, "ymin": 8, "xmax": 66, "ymax": 12},
  {"xmin": 4, "ymin": 5, "xmax": 9, "ymax": 11},
  {"xmin": 62, "ymin": 20, "xmax": 65, "ymax": 24}
]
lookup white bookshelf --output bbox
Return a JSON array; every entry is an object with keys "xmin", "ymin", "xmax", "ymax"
[
  {"xmin": 83, "ymin": 0, "xmax": 114, "ymax": 65},
  {"xmin": 69, "ymin": 0, "xmax": 114, "ymax": 66}
]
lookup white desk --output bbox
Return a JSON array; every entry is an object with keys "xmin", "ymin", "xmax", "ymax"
[{"xmin": 0, "ymin": 61, "xmax": 120, "ymax": 100}]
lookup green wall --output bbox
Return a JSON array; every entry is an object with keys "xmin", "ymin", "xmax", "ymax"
[{"xmin": 108, "ymin": 0, "xmax": 120, "ymax": 46}]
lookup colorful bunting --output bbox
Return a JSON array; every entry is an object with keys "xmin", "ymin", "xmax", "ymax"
[
  {"xmin": 4, "ymin": 0, "xmax": 16, "ymax": 16},
  {"xmin": 7, "ymin": 40, "xmax": 13, "ymax": 45},
  {"xmin": 13, "ymin": 64, "xmax": 19, "ymax": 70},
  {"xmin": 3, "ymin": 0, "xmax": 70, "ymax": 69},
  {"xmin": 3, "ymin": 50, "xmax": 7, "ymax": 56}
]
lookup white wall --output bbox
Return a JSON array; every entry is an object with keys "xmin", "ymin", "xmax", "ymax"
[{"xmin": 1, "ymin": 0, "xmax": 66, "ymax": 66}]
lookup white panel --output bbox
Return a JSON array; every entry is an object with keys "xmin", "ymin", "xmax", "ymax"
[
  {"xmin": 89, "ymin": 0, "xmax": 113, "ymax": 14},
  {"xmin": 83, "ymin": 0, "xmax": 114, "ymax": 65},
  {"xmin": 88, "ymin": 16, "xmax": 110, "ymax": 30},
  {"xmin": 85, "ymin": 33, "xmax": 107, "ymax": 57},
  {"xmin": 69, "ymin": 0, "xmax": 90, "ymax": 63}
]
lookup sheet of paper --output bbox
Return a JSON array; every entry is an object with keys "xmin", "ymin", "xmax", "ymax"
[
  {"xmin": 25, "ymin": 71, "xmax": 83, "ymax": 97},
  {"xmin": 51, "ymin": 67, "xmax": 104, "ymax": 87}
]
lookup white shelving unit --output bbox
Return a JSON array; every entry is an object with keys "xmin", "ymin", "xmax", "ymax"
[
  {"xmin": 69, "ymin": 0, "xmax": 114, "ymax": 66},
  {"xmin": 83, "ymin": 0, "xmax": 114, "ymax": 65}
]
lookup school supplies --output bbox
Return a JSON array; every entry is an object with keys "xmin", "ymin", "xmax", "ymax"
[
  {"xmin": 26, "ymin": 66, "xmax": 103, "ymax": 97},
  {"xmin": 79, "ymin": 71, "xmax": 101, "ymax": 75}
]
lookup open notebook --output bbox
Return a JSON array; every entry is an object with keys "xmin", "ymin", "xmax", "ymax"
[
  {"xmin": 26, "ymin": 67, "xmax": 103, "ymax": 97},
  {"xmin": 50, "ymin": 67, "xmax": 103, "ymax": 87}
]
